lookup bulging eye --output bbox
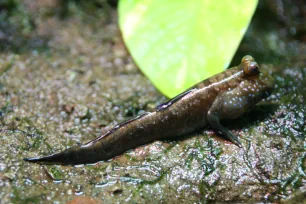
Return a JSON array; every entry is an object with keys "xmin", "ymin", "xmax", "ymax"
[
  {"xmin": 242, "ymin": 55, "xmax": 254, "ymax": 62},
  {"xmin": 241, "ymin": 55, "xmax": 260, "ymax": 77},
  {"xmin": 247, "ymin": 61, "xmax": 259, "ymax": 76}
]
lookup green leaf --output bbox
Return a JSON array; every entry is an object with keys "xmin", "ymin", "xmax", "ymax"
[{"xmin": 119, "ymin": 0, "xmax": 258, "ymax": 98}]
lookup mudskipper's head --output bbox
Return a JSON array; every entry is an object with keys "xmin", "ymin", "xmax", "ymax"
[{"xmin": 239, "ymin": 55, "xmax": 274, "ymax": 100}]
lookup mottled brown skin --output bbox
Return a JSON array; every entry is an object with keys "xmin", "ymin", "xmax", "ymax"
[{"xmin": 24, "ymin": 55, "xmax": 274, "ymax": 165}]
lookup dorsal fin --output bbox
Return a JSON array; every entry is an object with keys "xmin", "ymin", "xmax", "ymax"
[
  {"xmin": 112, "ymin": 112, "xmax": 150, "ymax": 131},
  {"xmin": 156, "ymin": 88, "xmax": 197, "ymax": 112},
  {"xmin": 82, "ymin": 112, "xmax": 150, "ymax": 147}
]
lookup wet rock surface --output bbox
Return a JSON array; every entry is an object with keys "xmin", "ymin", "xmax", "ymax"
[{"xmin": 0, "ymin": 1, "xmax": 305, "ymax": 203}]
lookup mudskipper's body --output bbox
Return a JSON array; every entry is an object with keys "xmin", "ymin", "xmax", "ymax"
[{"xmin": 24, "ymin": 55, "xmax": 274, "ymax": 165}]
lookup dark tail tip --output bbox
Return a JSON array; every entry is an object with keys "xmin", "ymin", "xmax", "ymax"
[
  {"xmin": 23, "ymin": 153, "xmax": 64, "ymax": 165},
  {"xmin": 23, "ymin": 144, "xmax": 105, "ymax": 165},
  {"xmin": 23, "ymin": 146, "xmax": 89, "ymax": 165},
  {"xmin": 23, "ymin": 157, "xmax": 45, "ymax": 163}
]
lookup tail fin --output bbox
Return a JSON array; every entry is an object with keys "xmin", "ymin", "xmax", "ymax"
[
  {"xmin": 23, "ymin": 145, "xmax": 101, "ymax": 165},
  {"xmin": 23, "ymin": 152, "xmax": 73, "ymax": 165}
]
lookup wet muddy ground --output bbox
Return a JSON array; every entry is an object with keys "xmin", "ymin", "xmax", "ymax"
[{"xmin": 0, "ymin": 1, "xmax": 305, "ymax": 203}]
